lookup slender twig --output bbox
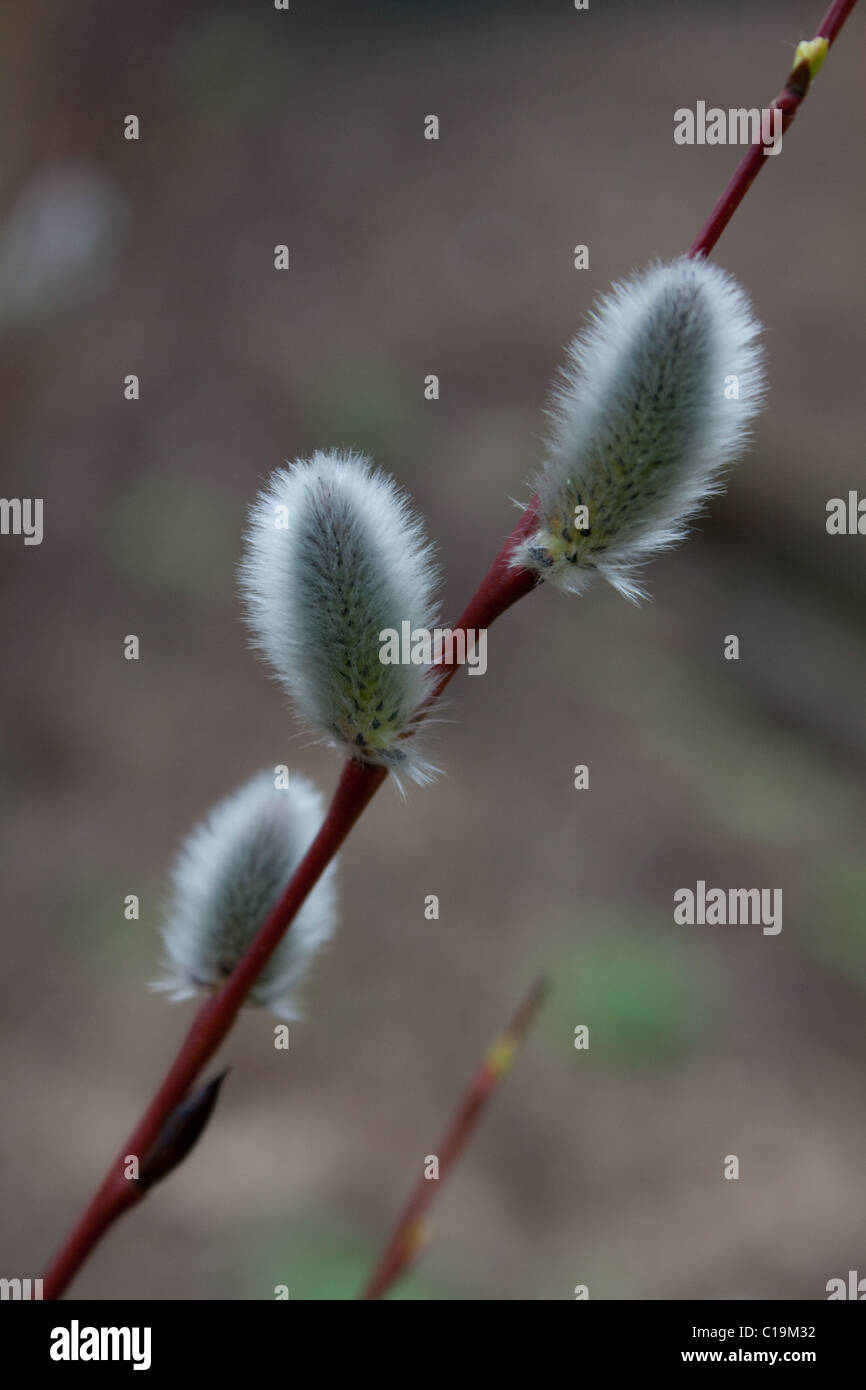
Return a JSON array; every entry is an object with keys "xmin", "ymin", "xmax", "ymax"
[
  {"xmin": 689, "ymin": 0, "xmax": 858, "ymax": 259},
  {"xmin": 359, "ymin": 978, "xmax": 548, "ymax": 1301},
  {"xmin": 41, "ymin": 0, "xmax": 859, "ymax": 1299}
]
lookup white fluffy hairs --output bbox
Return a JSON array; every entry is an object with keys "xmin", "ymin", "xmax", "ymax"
[
  {"xmin": 240, "ymin": 450, "xmax": 439, "ymax": 782},
  {"xmin": 155, "ymin": 770, "xmax": 336, "ymax": 1020},
  {"xmin": 514, "ymin": 256, "xmax": 765, "ymax": 600}
]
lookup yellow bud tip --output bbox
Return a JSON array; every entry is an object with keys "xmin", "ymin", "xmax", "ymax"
[
  {"xmin": 794, "ymin": 37, "xmax": 828, "ymax": 78},
  {"xmin": 485, "ymin": 1035, "xmax": 518, "ymax": 1079},
  {"xmin": 406, "ymin": 1219, "xmax": 431, "ymax": 1255}
]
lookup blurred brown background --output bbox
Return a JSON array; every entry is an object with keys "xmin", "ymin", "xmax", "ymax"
[{"xmin": 1, "ymin": 0, "xmax": 864, "ymax": 1300}]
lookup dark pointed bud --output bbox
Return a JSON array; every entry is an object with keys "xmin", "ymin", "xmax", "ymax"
[{"xmin": 137, "ymin": 1070, "xmax": 230, "ymax": 1194}]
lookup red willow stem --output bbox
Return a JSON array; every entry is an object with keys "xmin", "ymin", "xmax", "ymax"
[
  {"xmin": 41, "ymin": 756, "xmax": 386, "ymax": 1299},
  {"xmin": 41, "ymin": 0, "xmax": 859, "ymax": 1300},
  {"xmin": 41, "ymin": 510, "xmax": 540, "ymax": 1300},
  {"xmin": 689, "ymin": 0, "xmax": 858, "ymax": 259},
  {"xmin": 817, "ymin": 0, "xmax": 861, "ymax": 39},
  {"xmin": 358, "ymin": 977, "xmax": 548, "ymax": 1301}
]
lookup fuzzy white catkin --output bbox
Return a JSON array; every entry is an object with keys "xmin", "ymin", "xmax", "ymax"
[
  {"xmin": 240, "ymin": 450, "xmax": 440, "ymax": 783},
  {"xmin": 155, "ymin": 771, "xmax": 336, "ymax": 1020},
  {"xmin": 514, "ymin": 257, "xmax": 766, "ymax": 600}
]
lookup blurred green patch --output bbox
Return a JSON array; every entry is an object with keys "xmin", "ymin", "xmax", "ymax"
[
  {"xmin": 69, "ymin": 879, "xmax": 158, "ymax": 981},
  {"xmin": 543, "ymin": 920, "xmax": 710, "ymax": 1067},
  {"xmin": 102, "ymin": 476, "xmax": 235, "ymax": 598},
  {"xmin": 676, "ymin": 706, "xmax": 849, "ymax": 847},
  {"xmin": 307, "ymin": 363, "xmax": 415, "ymax": 466},
  {"xmin": 248, "ymin": 1221, "xmax": 460, "ymax": 1301},
  {"xmin": 611, "ymin": 653, "xmax": 855, "ymax": 850},
  {"xmin": 800, "ymin": 854, "xmax": 866, "ymax": 991},
  {"xmin": 179, "ymin": 12, "xmax": 291, "ymax": 123}
]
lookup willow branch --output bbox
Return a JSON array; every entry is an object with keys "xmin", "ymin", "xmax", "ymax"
[
  {"xmin": 41, "ymin": 0, "xmax": 859, "ymax": 1299},
  {"xmin": 689, "ymin": 0, "xmax": 858, "ymax": 259},
  {"xmin": 358, "ymin": 977, "xmax": 548, "ymax": 1301}
]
